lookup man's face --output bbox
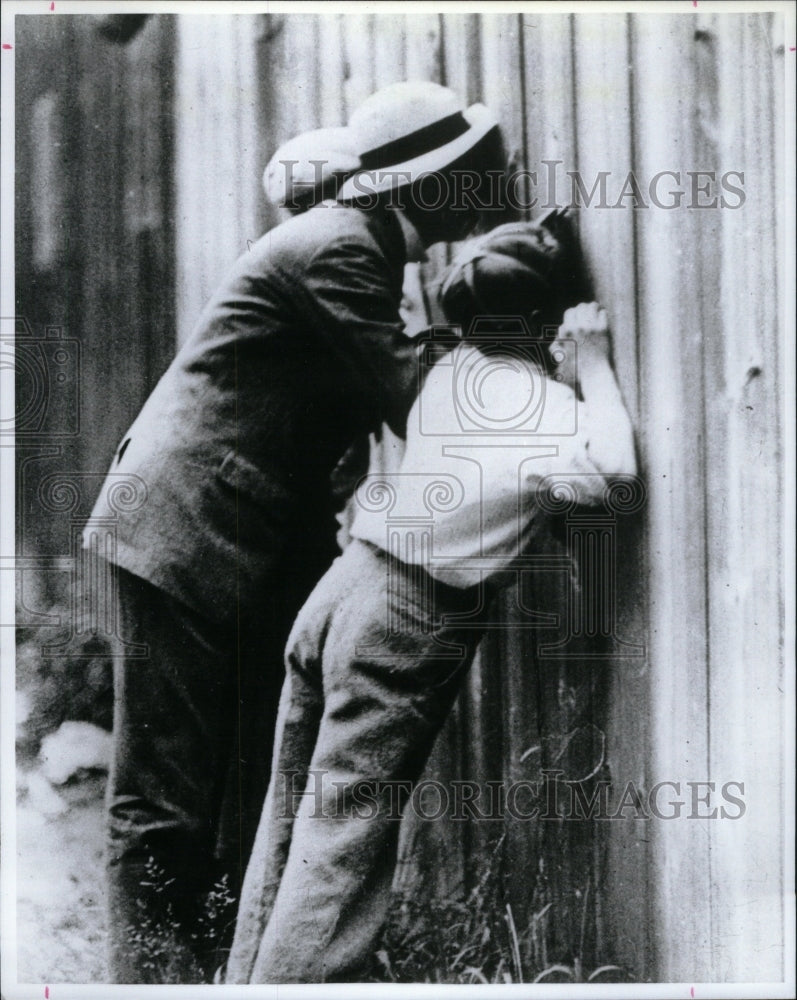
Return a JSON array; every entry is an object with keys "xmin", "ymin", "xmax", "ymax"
[
  {"xmin": 445, "ymin": 204, "xmax": 482, "ymax": 244},
  {"xmin": 408, "ymin": 195, "xmax": 481, "ymax": 249},
  {"xmin": 426, "ymin": 128, "xmax": 508, "ymax": 245}
]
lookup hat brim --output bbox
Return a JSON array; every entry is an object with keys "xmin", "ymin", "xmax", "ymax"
[{"xmin": 337, "ymin": 103, "xmax": 499, "ymax": 201}]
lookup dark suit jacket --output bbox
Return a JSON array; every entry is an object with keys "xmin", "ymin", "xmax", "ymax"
[{"xmin": 86, "ymin": 203, "xmax": 417, "ymax": 623}]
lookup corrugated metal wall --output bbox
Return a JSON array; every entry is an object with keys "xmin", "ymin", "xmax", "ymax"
[
  {"xmin": 171, "ymin": 12, "xmax": 786, "ymax": 982},
  {"xmin": 174, "ymin": 15, "xmax": 264, "ymax": 346},
  {"xmin": 174, "ymin": 12, "xmax": 784, "ymax": 982},
  {"xmin": 15, "ymin": 9, "xmax": 784, "ymax": 985},
  {"xmin": 14, "ymin": 14, "xmax": 175, "ymax": 603}
]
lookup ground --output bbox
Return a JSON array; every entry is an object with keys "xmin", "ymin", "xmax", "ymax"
[
  {"xmin": 16, "ymin": 770, "xmax": 107, "ymax": 984},
  {"xmin": 12, "ymin": 735, "xmax": 627, "ymax": 986}
]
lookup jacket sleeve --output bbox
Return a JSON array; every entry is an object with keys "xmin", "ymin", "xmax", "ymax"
[{"xmin": 302, "ymin": 237, "xmax": 419, "ymax": 438}]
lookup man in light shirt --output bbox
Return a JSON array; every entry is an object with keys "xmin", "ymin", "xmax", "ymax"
[{"xmin": 227, "ymin": 219, "xmax": 637, "ymax": 983}]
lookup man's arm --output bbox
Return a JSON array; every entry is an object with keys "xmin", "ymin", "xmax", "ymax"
[{"xmin": 303, "ymin": 237, "xmax": 419, "ymax": 438}]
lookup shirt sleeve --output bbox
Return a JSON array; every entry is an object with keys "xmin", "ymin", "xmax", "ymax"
[
  {"xmin": 303, "ymin": 237, "xmax": 419, "ymax": 438},
  {"xmin": 526, "ymin": 379, "xmax": 610, "ymax": 506}
]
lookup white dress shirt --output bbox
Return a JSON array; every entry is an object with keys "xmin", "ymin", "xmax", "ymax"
[{"xmin": 350, "ymin": 342, "xmax": 618, "ymax": 588}]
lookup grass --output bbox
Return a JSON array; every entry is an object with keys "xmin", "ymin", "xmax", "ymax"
[
  {"xmin": 116, "ymin": 840, "xmax": 634, "ymax": 984},
  {"xmin": 371, "ymin": 837, "xmax": 634, "ymax": 984},
  {"xmin": 16, "ymin": 605, "xmax": 632, "ymax": 984},
  {"xmin": 123, "ymin": 859, "xmax": 237, "ymax": 983},
  {"xmin": 18, "ymin": 772, "xmax": 634, "ymax": 985}
]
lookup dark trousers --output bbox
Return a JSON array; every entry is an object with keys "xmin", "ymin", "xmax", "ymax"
[{"xmin": 106, "ymin": 564, "xmax": 312, "ymax": 983}]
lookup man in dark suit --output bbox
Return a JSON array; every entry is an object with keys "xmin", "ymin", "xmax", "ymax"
[{"xmin": 88, "ymin": 80, "xmax": 504, "ymax": 982}]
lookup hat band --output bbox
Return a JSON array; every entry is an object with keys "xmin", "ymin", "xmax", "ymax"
[{"xmin": 359, "ymin": 111, "xmax": 471, "ymax": 172}]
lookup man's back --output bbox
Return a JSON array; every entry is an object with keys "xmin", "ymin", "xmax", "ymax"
[{"xmin": 87, "ymin": 202, "xmax": 416, "ymax": 620}]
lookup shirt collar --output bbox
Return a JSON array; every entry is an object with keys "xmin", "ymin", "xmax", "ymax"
[{"xmin": 394, "ymin": 210, "xmax": 427, "ymax": 264}]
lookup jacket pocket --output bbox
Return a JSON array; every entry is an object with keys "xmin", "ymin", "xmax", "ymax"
[{"xmin": 216, "ymin": 450, "xmax": 293, "ymax": 507}]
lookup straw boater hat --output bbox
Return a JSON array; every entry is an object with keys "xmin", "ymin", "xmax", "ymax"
[
  {"xmin": 263, "ymin": 126, "xmax": 360, "ymax": 209},
  {"xmin": 337, "ymin": 81, "xmax": 499, "ymax": 200}
]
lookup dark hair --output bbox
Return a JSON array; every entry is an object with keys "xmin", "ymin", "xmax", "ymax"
[{"xmin": 439, "ymin": 214, "xmax": 590, "ymax": 338}]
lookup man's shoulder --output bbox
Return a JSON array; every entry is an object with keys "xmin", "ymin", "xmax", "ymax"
[
  {"xmin": 255, "ymin": 203, "xmax": 380, "ymax": 253},
  {"xmin": 247, "ymin": 202, "xmax": 406, "ymax": 286}
]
